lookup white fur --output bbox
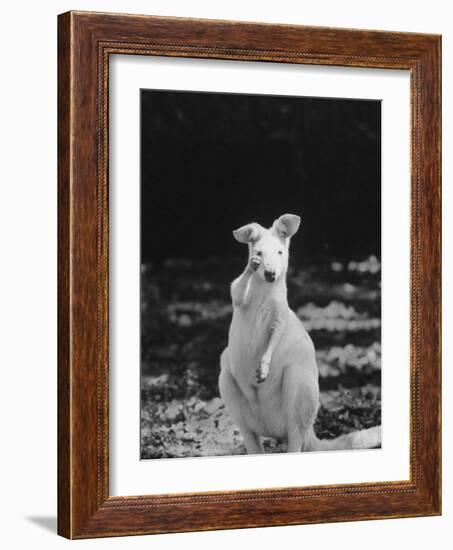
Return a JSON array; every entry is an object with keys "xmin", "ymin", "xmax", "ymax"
[{"xmin": 219, "ymin": 214, "xmax": 381, "ymax": 454}]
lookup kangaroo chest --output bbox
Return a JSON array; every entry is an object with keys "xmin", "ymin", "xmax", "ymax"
[{"xmin": 228, "ymin": 299, "xmax": 275, "ymax": 376}]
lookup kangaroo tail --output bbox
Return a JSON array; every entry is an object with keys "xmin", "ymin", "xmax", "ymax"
[{"xmin": 306, "ymin": 425, "xmax": 381, "ymax": 452}]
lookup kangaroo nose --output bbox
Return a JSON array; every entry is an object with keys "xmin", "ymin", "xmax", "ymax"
[{"xmin": 264, "ymin": 270, "xmax": 276, "ymax": 283}]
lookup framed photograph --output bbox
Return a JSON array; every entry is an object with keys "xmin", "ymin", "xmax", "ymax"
[{"xmin": 58, "ymin": 11, "xmax": 441, "ymax": 539}]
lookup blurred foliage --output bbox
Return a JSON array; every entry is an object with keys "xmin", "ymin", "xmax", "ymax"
[
  {"xmin": 141, "ymin": 256, "xmax": 381, "ymax": 459},
  {"xmin": 141, "ymin": 92, "xmax": 381, "ymax": 264}
]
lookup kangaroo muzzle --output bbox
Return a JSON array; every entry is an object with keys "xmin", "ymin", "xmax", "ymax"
[{"xmin": 264, "ymin": 269, "xmax": 276, "ymax": 283}]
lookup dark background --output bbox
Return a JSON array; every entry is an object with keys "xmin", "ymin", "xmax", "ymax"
[
  {"xmin": 141, "ymin": 90, "xmax": 381, "ymax": 265},
  {"xmin": 140, "ymin": 89, "xmax": 382, "ymax": 458}
]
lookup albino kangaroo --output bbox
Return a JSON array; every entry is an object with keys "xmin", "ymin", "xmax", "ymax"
[{"xmin": 219, "ymin": 214, "xmax": 381, "ymax": 454}]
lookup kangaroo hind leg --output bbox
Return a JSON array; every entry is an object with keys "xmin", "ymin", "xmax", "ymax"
[
  {"xmin": 282, "ymin": 364, "xmax": 319, "ymax": 452},
  {"xmin": 219, "ymin": 349, "xmax": 263, "ymax": 455}
]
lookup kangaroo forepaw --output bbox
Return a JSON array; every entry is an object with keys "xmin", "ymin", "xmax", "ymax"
[
  {"xmin": 256, "ymin": 358, "xmax": 270, "ymax": 383},
  {"xmin": 249, "ymin": 256, "xmax": 262, "ymax": 271}
]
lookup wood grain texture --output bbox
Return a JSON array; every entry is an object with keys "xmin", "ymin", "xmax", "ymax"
[
  {"xmin": 57, "ymin": 10, "xmax": 441, "ymax": 539},
  {"xmin": 57, "ymin": 11, "xmax": 71, "ymax": 538}
]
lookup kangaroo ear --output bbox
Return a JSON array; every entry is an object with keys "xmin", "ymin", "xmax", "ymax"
[
  {"xmin": 232, "ymin": 223, "xmax": 263, "ymax": 243},
  {"xmin": 272, "ymin": 214, "xmax": 301, "ymax": 239}
]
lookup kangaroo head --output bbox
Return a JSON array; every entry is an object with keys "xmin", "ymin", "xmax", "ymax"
[{"xmin": 233, "ymin": 214, "xmax": 301, "ymax": 283}]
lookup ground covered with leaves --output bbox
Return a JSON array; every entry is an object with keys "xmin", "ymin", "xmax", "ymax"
[{"xmin": 141, "ymin": 256, "xmax": 381, "ymax": 459}]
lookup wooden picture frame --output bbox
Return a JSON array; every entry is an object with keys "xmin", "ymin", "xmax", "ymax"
[{"xmin": 58, "ymin": 10, "xmax": 441, "ymax": 539}]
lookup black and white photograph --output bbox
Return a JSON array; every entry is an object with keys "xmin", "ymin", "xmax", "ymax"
[
  {"xmin": 0, "ymin": 0, "xmax": 447, "ymax": 544},
  {"xmin": 140, "ymin": 89, "xmax": 382, "ymax": 459},
  {"xmin": 1, "ymin": 1, "xmax": 445, "ymax": 545}
]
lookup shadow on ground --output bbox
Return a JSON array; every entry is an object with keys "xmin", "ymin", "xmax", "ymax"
[{"xmin": 26, "ymin": 516, "xmax": 57, "ymax": 534}]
